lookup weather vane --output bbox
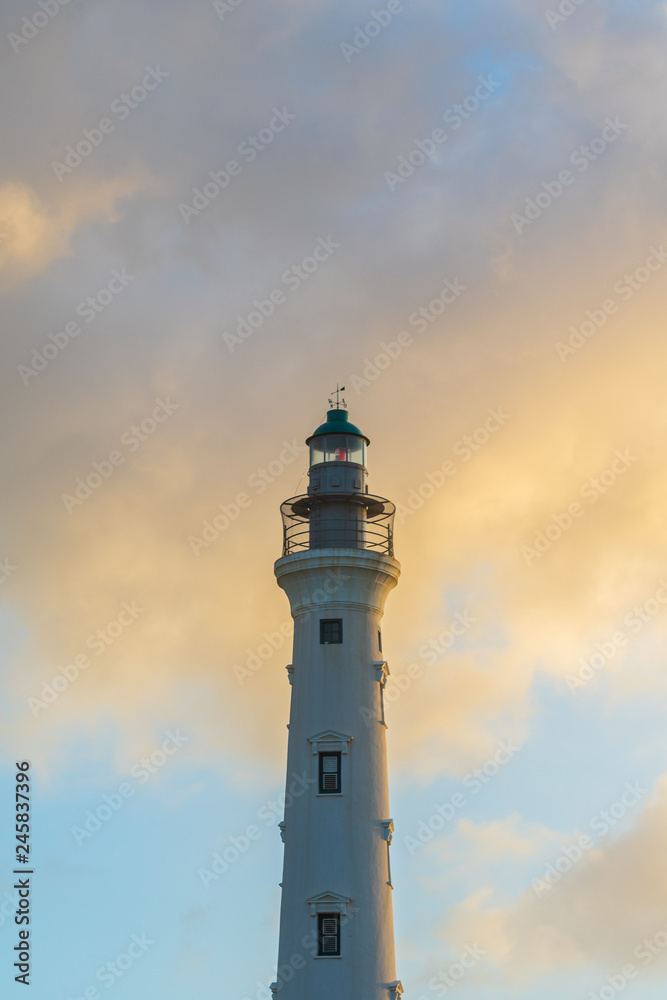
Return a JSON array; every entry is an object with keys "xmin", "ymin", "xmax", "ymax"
[{"xmin": 328, "ymin": 384, "xmax": 347, "ymax": 410}]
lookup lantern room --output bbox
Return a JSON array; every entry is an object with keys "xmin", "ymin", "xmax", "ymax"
[
  {"xmin": 307, "ymin": 408, "xmax": 369, "ymax": 468},
  {"xmin": 306, "ymin": 409, "xmax": 370, "ymax": 497}
]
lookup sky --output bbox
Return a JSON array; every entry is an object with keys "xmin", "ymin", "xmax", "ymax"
[{"xmin": 1, "ymin": 0, "xmax": 667, "ymax": 997}]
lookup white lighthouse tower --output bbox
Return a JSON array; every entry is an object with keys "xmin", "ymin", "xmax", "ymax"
[{"xmin": 271, "ymin": 395, "xmax": 403, "ymax": 1000}]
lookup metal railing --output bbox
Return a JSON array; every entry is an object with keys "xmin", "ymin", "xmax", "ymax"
[{"xmin": 280, "ymin": 494, "xmax": 395, "ymax": 557}]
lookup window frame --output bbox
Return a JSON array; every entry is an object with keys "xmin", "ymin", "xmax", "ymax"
[
  {"xmin": 320, "ymin": 618, "xmax": 343, "ymax": 644},
  {"xmin": 318, "ymin": 751, "xmax": 342, "ymax": 794},
  {"xmin": 317, "ymin": 912, "xmax": 341, "ymax": 957}
]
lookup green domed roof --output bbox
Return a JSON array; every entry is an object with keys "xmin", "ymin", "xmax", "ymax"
[{"xmin": 306, "ymin": 409, "xmax": 370, "ymax": 444}]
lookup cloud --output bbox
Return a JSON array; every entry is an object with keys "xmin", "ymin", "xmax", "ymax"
[
  {"xmin": 0, "ymin": 174, "xmax": 153, "ymax": 288},
  {"xmin": 449, "ymin": 814, "xmax": 550, "ymax": 861},
  {"xmin": 1, "ymin": 0, "xmax": 667, "ymax": 792},
  {"xmin": 440, "ymin": 776, "xmax": 667, "ymax": 979}
]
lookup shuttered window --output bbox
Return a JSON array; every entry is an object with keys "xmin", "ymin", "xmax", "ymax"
[
  {"xmin": 318, "ymin": 752, "xmax": 341, "ymax": 794},
  {"xmin": 318, "ymin": 913, "xmax": 340, "ymax": 956}
]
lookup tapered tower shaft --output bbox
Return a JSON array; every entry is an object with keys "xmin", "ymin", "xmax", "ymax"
[{"xmin": 271, "ymin": 407, "xmax": 403, "ymax": 1000}]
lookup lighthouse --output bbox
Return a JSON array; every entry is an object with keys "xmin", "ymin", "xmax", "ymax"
[{"xmin": 271, "ymin": 396, "xmax": 403, "ymax": 1000}]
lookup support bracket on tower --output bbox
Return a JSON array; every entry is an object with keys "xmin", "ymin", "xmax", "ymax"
[
  {"xmin": 388, "ymin": 982, "xmax": 404, "ymax": 1000},
  {"xmin": 373, "ymin": 660, "xmax": 390, "ymax": 685},
  {"xmin": 285, "ymin": 663, "xmax": 294, "ymax": 685},
  {"xmin": 382, "ymin": 819, "xmax": 394, "ymax": 844}
]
